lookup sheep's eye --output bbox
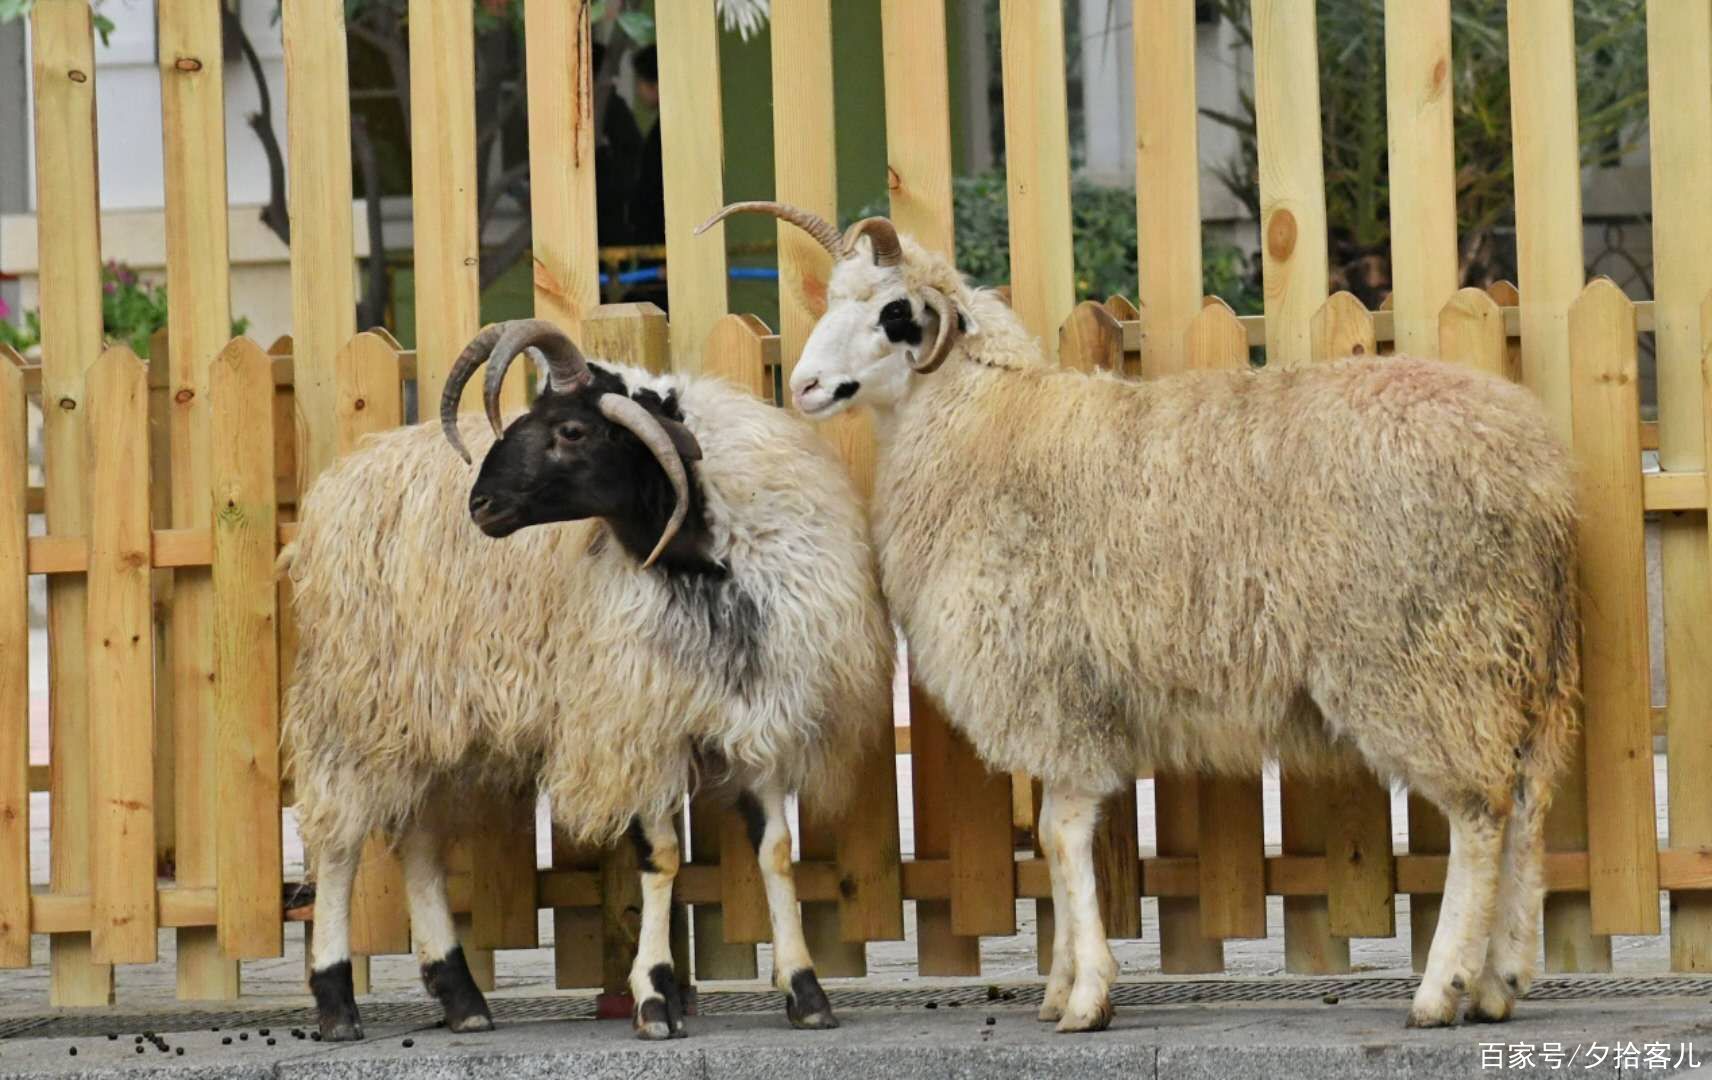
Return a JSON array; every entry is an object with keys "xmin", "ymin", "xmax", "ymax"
[
  {"xmin": 878, "ymin": 299, "xmax": 912, "ymax": 324},
  {"xmin": 556, "ymin": 422, "xmax": 586, "ymax": 444}
]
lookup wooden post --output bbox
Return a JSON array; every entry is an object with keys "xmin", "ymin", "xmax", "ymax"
[
  {"xmin": 772, "ymin": 0, "xmax": 902, "ymax": 969},
  {"xmin": 409, "ymin": 0, "xmax": 531, "ymax": 971},
  {"xmin": 1509, "ymin": 0, "xmax": 1609, "ymax": 972},
  {"xmin": 998, "ymin": 0, "xmax": 1075, "ymax": 366},
  {"xmin": 1382, "ymin": 1, "xmax": 1459, "ymax": 970},
  {"xmin": 1568, "ymin": 281, "xmax": 1660, "ymax": 936},
  {"xmin": 0, "ymin": 348, "xmax": 29, "ymax": 969},
  {"xmin": 330, "ymin": 333, "xmax": 412, "ymax": 966},
  {"xmin": 1308, "ymin": 294, "xmax": 1395, "ymax": 945},
  {"xmin": 656, "ymin": 0, "xmax": 728, "ymax": 373},
  {"xmin": 1646, "ymin": 0, "xmax": 1712, "ymax": 972},
  {"xmin": 1056, "ymin": 302, "xmax": 1140, "ymax": 942},
  {"xmin": 30, "ymin": 0, "xmax": 113, "ymax": 1005},
  {"xmin": 86, "ymin": 348, "xmax": 157, "ymax": 966},
  {"xmin": 283, "ymin": 5, "xmax": 383, "ymax": 983},
  {"xmin": 882, "ymin": 0, "xmax": 1007, "ymax": 971},
  {"xmin": 210, "ymin": 339, "xmax": 284, "ymax": 961},
  {"xmin": 525, "ymin": 0, "xmax": 601, "ymax": 337},
  {"xmin": 1182, "ymin": 301, "xmax": 1266, "ymax": 941},
  {"xmin": 1438, "ymin": 289, "xmax": 1511, "ymax": 380},
  {"xmin": 158, "ymin": 0, "xmax": 240, "ymax": 997},
  {"xmin": 1133, "ymin": 0, "xmax": 1221, "ymax": 975}
]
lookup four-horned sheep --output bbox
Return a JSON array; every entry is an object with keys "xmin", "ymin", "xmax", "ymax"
[
  {"xmin": 280, "ymin": 320, "xmax": 894, "ymax": 1040},
  {"xmin": 702, "ymin": 201, "xmax": 1580, "ymax": 1033}
]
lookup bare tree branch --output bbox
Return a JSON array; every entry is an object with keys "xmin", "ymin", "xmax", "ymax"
[{"xmin": 224, "ymin": 7, "xmax": 290, "ymax": 245}]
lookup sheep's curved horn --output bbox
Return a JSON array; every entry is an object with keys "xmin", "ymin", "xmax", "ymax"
[
  {"xmin": 597, "ymin": 394, "xmax": 694, "ymax": 569},
  {"xmin": 441, "ymin": 323, "xmax": 509, "ymax": 462},
  {"xmin": 842, "ymin": 217, "xmax": 902, "ymax": 268},
  {"xmin": 910, "ymin": 287, "xmax": 963, "ymax": 374},
  {"xmin": 695, "ymin": 201, "xmax": 843, "ymax": 259},
  {"xmin": 441, "ymin": 320, "xmax": 594, "ymax": 462}
]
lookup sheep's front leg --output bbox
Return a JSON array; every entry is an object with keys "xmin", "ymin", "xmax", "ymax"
[
  {"xmin": 1047, "ymin": 786, "xmax": 1118, "ymax": 1034},
  {"xmin": 747, "ymin": 787, "xmax": 837, "ymax": 1029},
  {"xmin": 1409, "ymin": 802, "xmax": 1505, "ymax": 1028},
  {"xmin": 307, "ymin": 838, "xmax": 365, "ymax": 1041},
  {"xmin": 627, "ymin": 810, "xmax": 688, "ymax": 1039},
  {"xmin": 402, "ymin": 825, "xmax": 493, "ymax": 1033},
  {"xmin": 1036, "ymin": 791, "xmax": 1076, "ymax": 1022}
]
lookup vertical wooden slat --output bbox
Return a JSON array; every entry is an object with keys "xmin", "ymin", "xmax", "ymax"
[
  {"xmin": 772, "ymin": 0, "xmax": 902, "ymax": 965},
  {"xmin": 410, "ymin": 0, "xmax": 531, "ymax": 963},
  {"xmin": 998, "ymin": 0, "xmax": 1075, "ymax": 366},
  {"xmin": 1438, "ymin": 289, "xmax": 1512, "ymax": 380},
  {"xmin": 882, "ymin": 0, "xmax": 1006, "ymax": 970},
  {"xmin": 1250, "ymin": 1, "xmax": 1336, "ymax": 952},
  {"xmin": 656, "ymin": 0, "xmax": 728, "ymax": 372},
  {"xmin": 525, "ymin": 0, "xmax": 601, "ymax": 336},
  {"xmin": 330, "ymin": 333, "xmax": 411, "ymax": 963},
  {"xmin": 0, "ymin": 348, "xmax": 28, "ymax": 968},
  {"xmin": 1056, "ymin": 301, "xmax": 1140, "ymax": 942},
  {"xmin": 1568, "ymin": 281, "xmax": 1660, "ymax": 936},
  {"xmin": 1307, "ymin": 294, "xmax": 1395, "ymax": 945},
  {"xmin": 678, "ymin": 314, "xmax": 763, "ymax": 981},
  {"xmin": 881, "ymin": 0, "xmax": 955, "ymax": 254},
  {"xmin": 210, "ymin": 339, "xmax": 283, "ymax": 960},
  {"xmin": 1646, "ymin": 0, "xmax": 1712, "ymax": 972},
  {"xmin": 1133, "ymin": 0, "xmax": 1221, "ymax": 975},
  {"xmin": 1383, "ymin": 0, "xmax": 1458, "ymax": 356},
  {"xmin": 159, "ymin": 0, "xmax": 239, "ymax": 997},
  {"xmin": 87, "ymin": 348, "xmax": 157, "ymax": 966},
  {"xmin": 147, "ymin": 332, "xmax": 177, "ymax": 880},
  {"xmin": 409, "ymin": 0, "xmax": 482, "ymax": 411},
  {"xmin": 30, "ymin": 0, "xmax": 113, "ymax": 1005},
  {"xmin": 1509, "ymin": 0, "xmax": 1608, "ymax": 972},
  {"xmin": 1181, "ymin": 300, "xmax": 1265, "ymax": 941},
  {"xmin": 1383, "ymin": 0, "xmax": 1459, "ymax": 971}
]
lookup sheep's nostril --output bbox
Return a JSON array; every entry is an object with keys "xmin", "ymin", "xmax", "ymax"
[
  {"xmin": 800, "ymin": 379, "xmax": 821, "ymax": 396},
  {"xmin": 469, "ymin": 494, "xmax": 493, "ymax": 516}
]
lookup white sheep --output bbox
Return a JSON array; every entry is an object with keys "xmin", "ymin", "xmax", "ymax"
[
  {"xmin": 282, "ymin": 320, "xmax": 893, "ymax": 1041},
  {"xmin": 702, "ymin": 203, "xmax": 1579, "ymax": 1032}
]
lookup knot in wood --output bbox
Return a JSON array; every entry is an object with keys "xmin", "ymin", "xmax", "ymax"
[
  {"xmin": 175, "ymin": 388, "xmax": 194, "ymax": 404},
  {"xmin": 174, "ymin": 57, "xmax": 203, "ymax": 73},
  {"xmin": 1267, "ymin": 209, "xmax": 1298, "ymax": 261},
  {"xmin": 886, "ymin": 166, "xmax": 902, "ymax": 192},
  {"xmin": 68, "ymin": 69, "xmax": 87, "ymax": 83},
  {"xmin": 57, "ymin": 397, "xmax": 76, "ymax": 410}
]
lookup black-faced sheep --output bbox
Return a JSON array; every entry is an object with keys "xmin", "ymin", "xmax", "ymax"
[
  {"xmin": 701, "ymin": 203, "xmax": 1579, "ymax": 1033},
  {"xmin": 281, "ymin": 320, "xmax": 893, "ymax": 1041}
]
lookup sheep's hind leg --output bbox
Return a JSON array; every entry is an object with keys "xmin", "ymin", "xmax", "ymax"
[
  {"xmin": 1409, "ymin": 800, "xmax": 1505, "ymax": 1028},
  {"xmin": 402, "ymin": 825, "xmax": 493, "ymax": 1033},
  {"xmin": 1036, "ymin": 791, "xmax": 1076, "ymax": 1022},
  {"xmin": 1049, "ymin": 786, "xmax": 1118, "ymax": 1034},
  {"xmin": 1468, "ymin": 770, "xmax": 1549, "ymax": 1024},
  {"xmin": 749, "ymin": 786, "xmax": 837, "ymax": 1030},
  {"xmin": 627, "ymin": 810, "xmax": 688, "ymax": 1039},
  {"xmin": 307, "ymin": 836, "xmax": 365, "ymax": 1041}
]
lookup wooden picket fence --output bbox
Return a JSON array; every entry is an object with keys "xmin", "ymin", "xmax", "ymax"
[{"xmin": 7, "ymin": 0, "xmax": 1712, "ymax": 1008}]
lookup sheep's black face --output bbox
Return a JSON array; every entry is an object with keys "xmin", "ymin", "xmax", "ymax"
[{"xmin": 467, "ymin": 369, "xmax": 695, "ymax": 548}]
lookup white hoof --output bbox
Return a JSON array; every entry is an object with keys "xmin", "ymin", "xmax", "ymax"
[{"xmin": 1054, "ymin": 979, "xmax": 1113, "ymax": 1033}]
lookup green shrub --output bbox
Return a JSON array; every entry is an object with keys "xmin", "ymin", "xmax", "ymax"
[{"xmin": 0, "ymin": 262, "xmax": 250, "ymax": 359}]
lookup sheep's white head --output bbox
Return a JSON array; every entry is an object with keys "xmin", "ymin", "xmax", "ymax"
[{"xmin": 696, "ymin": 203, "xmax": 977, "ymax": 419}]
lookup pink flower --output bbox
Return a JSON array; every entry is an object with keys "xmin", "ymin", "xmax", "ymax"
[{"xmin": 0, "ymin": 294, "xmax": 10, "ymax": 319}]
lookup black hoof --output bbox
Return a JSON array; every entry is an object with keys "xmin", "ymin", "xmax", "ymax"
[
  {"xmin": 310, "ymin": 961, "xmax": 364, "ymax": 1042},
  {"xmin": 785, "ymin": 969, "xmax": 838, "ymax": 1030},
  {"xmin": 422, "ymin": 946, "xmax": 494, "ymax": 1034},
  {"xmin": 635, "ymin": 963, "xmax": 689, "ymax": 1039}
]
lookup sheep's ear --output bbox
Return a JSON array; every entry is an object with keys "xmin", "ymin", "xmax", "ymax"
[
  {"xmin": 658, "ymin": 416, "xmax": 703, "ymax": 462},
  {"xmin": 956, "ymin": 304, "xmax": 979, "ymax": 337}
]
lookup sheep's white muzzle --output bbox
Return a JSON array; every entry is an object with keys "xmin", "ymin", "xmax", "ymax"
[{"xmin": 793, "ymin": 378, "xmax": 855, "ymax": 418}]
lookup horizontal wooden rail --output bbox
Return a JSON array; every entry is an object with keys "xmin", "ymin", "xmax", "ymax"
[{"xmin": 28, "ymin": 848, "xmax": 1712, "ymax": 934}]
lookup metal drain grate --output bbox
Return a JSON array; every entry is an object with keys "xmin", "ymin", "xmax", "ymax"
[{"xmin": 2, "ymin": 975, "xmax": 1708, "ymax": 1041}]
